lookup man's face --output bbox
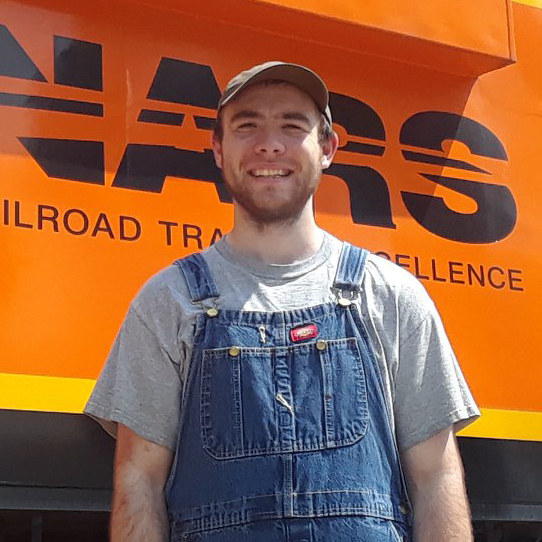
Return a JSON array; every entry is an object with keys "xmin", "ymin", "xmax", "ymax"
[{"xmin": 212, "ymin": 82, "xmax": 337, "ymax": 225}]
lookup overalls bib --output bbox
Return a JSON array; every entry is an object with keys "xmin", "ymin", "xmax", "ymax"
[{"xmin": 167, "ymin": 243, "xmax": 413, "ymax": 542}]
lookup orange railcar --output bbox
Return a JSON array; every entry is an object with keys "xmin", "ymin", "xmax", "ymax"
[{"xmin": 1, "ymin": 0, "xmax": 541, "ymax": 539}]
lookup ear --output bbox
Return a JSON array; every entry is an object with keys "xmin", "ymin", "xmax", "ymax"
[
  {"xmin": 320, "ymin": 130, "xmax": 339, "ymax": 169},
  {"xmin": 211, "ymin": 133, "xmax": 223, "ymax": 169}
]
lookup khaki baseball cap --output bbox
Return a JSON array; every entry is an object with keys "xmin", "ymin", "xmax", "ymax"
[{"xmin": 217, "ymin": 61, "xmax": 332, "ymax": 127}]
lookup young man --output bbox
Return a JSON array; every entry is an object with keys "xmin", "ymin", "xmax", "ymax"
[{"xmin": 85, "ymin": 61, "xmax": 480, "ymax": 542}]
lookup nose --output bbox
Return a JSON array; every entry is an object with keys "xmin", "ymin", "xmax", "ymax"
[{"xmin": 253, "ymin": 129, "xmax": 286, "ymax": 156}]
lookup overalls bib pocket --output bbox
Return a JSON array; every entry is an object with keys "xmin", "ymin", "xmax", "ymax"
[
  {"xmin": 200, "ymin": 337, "xmax": 368, "ymax": 459},
  {"xmin": 201, "ymin": 347, "xmax": 277, "ymax": 459}
]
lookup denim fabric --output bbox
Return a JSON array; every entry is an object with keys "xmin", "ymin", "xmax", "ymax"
[
  {"xmin": 175, "ymin": 517, "xmax": 409, "ymax": 542},
  {"xmin": 167, "ymin": 244, "xmax": 412, "ymax": 541}
]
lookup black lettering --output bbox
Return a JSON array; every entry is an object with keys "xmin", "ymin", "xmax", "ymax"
[
  {"xmin": 3, "ymin": 199, "xmax": 9, "ymax": 225},
  {"xmin": 400, "ymin": 112, "xmax": 516, "ymax": 243},
  {"xmin": 328, "ymin": 92, "xmax": 385, "ymax": 156},
  {"xmin": 395, "ymin": 254, "xmax": 410, "ymax": 270},
  {"xmin": 508, "ymin": 269, "xmax": 524, "ymax": 292},
  {"xmin": 63, "ymin": 208, "xmax": 89, "ymax": 235},
  {"xmin": 2, "ymin": 93, "xmax": 102, "ymax": 116},
  {"xmin": 158, "ymin": 220, "xmax": 178, "ymax": 246},
  {"xmin": 449, "ymin": 261, "xmax": 465, "ymax": 284},
  {"xmin": 120, "ymin": 216, "xmax": 141, "ymax": 241},
  {"xmin": 37, "ymin": 205, "xmax": 59, "ymax": 232},
  {"xmin": 209, "ymin": 228, "xmax": 223, "ymax": 245},
  {"xmin": 467, "ymin": 264, "xmax": 485, "ymax": 287},
  {"xmin": 401, "ymin": 150, "xmax": 488, "ymax": 174},
  {"xmin": 402, "ymin": 174, "xmax": 516, "ymax": 244},
  {"xmin": 325, "ymin": 164, "xmax": 395, "ymax": 227},
  {"xmin": 18, "ymin": 138, "xmax": 105, "ymax": 184},
  {"xmin": 194, "ymin": 116, "xmax": 215, "ymax": 130},
  {"xmin": 91, "ymin": 212, "xmax": 114, "ymax": 238},
  {"xmin": 431, "ymin": 259, "xmax": 446, "ymax": 282},
  {"xmin": 54, "ymin": 36, "xmax": 103, "ymax": 91},
  {"xmin": 112, "ymin": 145, "xmax": 230, "ymax": 202},
  {"xmin": 183, "ymin": 223, "xmax": 202, "ymax": 249},
  {"xmin": 14, "ymin": 201, "xmax": 32, "ymax": 229},
  {"xmin": 488, "ymin": 266, "xmax": 505, "ymax": 289},
  {"xmin": 413, "ymin": 256, "xmax": 429, "ymax": 280},
  {"xmin": 401, "ymin": 111, "xmax": 507, "ymax": 159},
  {"xmin": 146, "ymin": 58, "xmax": 220, "ymax": 109},
  {"xmin": 0, "ymin": 24, "xmax": 47, "ymax": 81},
  {"xmin": 138, "ymin": 109, "xmax": 184, "ymax": 126}
]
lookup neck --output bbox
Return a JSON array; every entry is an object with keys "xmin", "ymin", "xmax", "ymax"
[{"xmin": 226, "ymin": 203, "xmax": 324, "ymax": 264}]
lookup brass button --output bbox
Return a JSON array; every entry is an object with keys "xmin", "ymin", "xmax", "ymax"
[
  {"xmin": 229, "ymin": 346, "xmax": 240, "ymax": 357},
  {"xmin": 206, "ymin": 307, "xmax": 218, "ymax": 317},
  {"xmin": 338, "ymin": 297, "xmax": 351, "ymax": 307},
  {"xmin": 316, "ymin": 339, "xmax": 327, "ymax": 351}
]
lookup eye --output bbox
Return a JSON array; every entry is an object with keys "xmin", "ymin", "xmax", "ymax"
[
  {"xmin": 236, "ymin": 122, "xmax": 257, "ymax": 131},
  {"xmin": 284, "ymin": 123, "xmax": 306, "ymax": 132}
]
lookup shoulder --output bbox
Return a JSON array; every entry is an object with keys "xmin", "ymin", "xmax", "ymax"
[
  {"xmin": 364, "ymin": 253, "xmax": 432, "ymax": 300},
  {"xmin": 131, "ymin": 264, "xmax": 186, "ymax": 315},
  {"xmin": 131, "ymin": 243, "xmax": 224, "ymax": 316},
  {"xmin": 361, "ymin": 251, "xmax": 438, "ymax": 332},
  {"xmin": 136, "ymin": 243, "xmax": 215, "ymax": 294}
]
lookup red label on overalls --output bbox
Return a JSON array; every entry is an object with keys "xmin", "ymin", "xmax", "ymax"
[{"xmin": 290, "ymin": 324, "xmax": 318, "ymax": 342}]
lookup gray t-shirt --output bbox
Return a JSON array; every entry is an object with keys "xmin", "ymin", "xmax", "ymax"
[{"xmin": 85, "ymin": 232, "xmax": 479, "ymax": 452}]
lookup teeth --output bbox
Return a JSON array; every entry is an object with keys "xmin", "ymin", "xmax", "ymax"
[{"xmin": 252, "ymin": 169, "xmax": 290, "ymax": 177}]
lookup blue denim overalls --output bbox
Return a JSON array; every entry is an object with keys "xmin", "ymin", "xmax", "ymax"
[{"xmin": 166, "ymin": 243, "xmax": 413, "ymax": 542}]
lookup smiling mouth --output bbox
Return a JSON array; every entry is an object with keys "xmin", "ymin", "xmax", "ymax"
[{"xmin": 248, "ymin": 168, "xmax": 293, "ymax": 178}]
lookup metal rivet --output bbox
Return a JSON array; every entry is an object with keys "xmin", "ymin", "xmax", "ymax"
[
  {"xmin": 399, "ymin": 503, "xmax": 409, "ymax": 514},
  {"xmin": 316, "ymin": 339, "xmax": 327, "ymax": 351},
  {"xmin": 338, "ymin": 297, "xmax": 351, "ymax": 307},
  {"xmin": 229, "ymin": 346, "xmax": 240, "ymax": 357},
  {"xmin": 206, "ymin": 307, "xmax": 218, "ymax": 317}
]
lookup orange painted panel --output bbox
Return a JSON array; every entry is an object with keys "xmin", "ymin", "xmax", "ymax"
[
  {"xmin": 139, "ymin": 0, "xmax": 514, "ymax": 77},
  {"xmin": 0, "ymin": 0, "xmax": 541, "ymax": 419},
  {"xmin": 252, "ymin": 0, "xmax": 513, "ymax": 57}
]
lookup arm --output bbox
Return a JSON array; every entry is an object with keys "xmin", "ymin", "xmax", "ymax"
[
  {"xmin": 402, "ymin": 426, "xmax": 473, "ymax": 542},
  {"xmin": 110, "ymin": 423, "xmax": 174, "ymax": 542}
]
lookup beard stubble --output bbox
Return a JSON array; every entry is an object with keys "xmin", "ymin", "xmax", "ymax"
[{"xmin": 221, "ymin": 163, "xmax": 322, "ymax": 227}]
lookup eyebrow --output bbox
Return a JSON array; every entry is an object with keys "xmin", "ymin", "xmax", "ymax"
[
  {"xmin": 282, "ymin": 112, "xmax": 312, "ymax": 125},
  {"xmin": 228, "ymin": 110, "xmax": 313, "ymax": 125},
  {"xmin": 229, "ymin": 110, "xmax": 264, "ymax": 123}
]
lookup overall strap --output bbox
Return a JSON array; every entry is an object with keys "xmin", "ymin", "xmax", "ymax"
[
  {"xmin": 174, "ymin": 252, "xmax": 220, "ymax": 303},
  {"xmin": 334, "ymin": 243, "xmax": 369, "ymax": 293}
]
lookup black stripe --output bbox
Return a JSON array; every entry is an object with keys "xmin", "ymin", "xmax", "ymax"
[
  {"xmin": 54, "ymin": 36, "xmax": 103, "ymax": 91},
  {"xmin": 340, "ymin": 141, "xmax": 385, "ymax": 156},
  {"xmin": 18, "ymin": 138, "xmax": 105, "ymax": 185},
  {"xmin": 0, "ymin": 24, "xmax": 47, "ymax": 82},
  {"xmin": 138, "ymin": 109, "xmax": 184, "ymax": 126},
  {"xmin": 0, "ymin": 92, "xmax": 103, "ymax": 116},
  {"xmin": 194, "ymin": 116, "xmax": 215, "ymax": 130},
  {"xmin": 402, "ymin": 150, "xmax": 489, "ymax": 174}
]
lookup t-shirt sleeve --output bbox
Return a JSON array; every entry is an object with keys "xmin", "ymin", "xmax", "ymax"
[
  {"xmin": 393, "ymin": 300, "xmax": 480, "ymax": 451},
  {"xmin": 84, "ymin": 281, "xmax": 184, "ymax": 451}
]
